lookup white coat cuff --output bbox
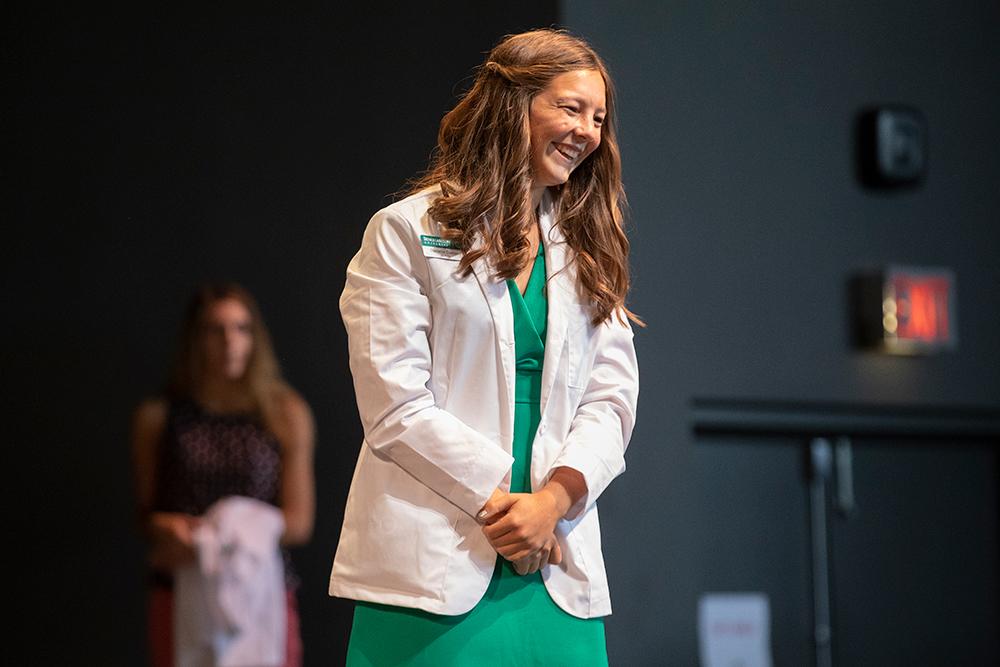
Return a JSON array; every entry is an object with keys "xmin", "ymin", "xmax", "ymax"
[{"xmin": 450, "ymin": 444, "xmax": 514, "ymax": 518}]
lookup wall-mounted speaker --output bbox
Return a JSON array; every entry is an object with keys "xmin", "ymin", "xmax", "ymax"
[{"xmin": 856, "ymin": 105, "xmax": 927, "ymax": 188}]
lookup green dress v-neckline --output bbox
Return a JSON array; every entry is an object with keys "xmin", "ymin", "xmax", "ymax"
[{"xmin": 506, "ymin": 241, "xmax": 547, "ymax": 373}]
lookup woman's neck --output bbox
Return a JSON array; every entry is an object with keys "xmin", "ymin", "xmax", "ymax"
[
  {"xmin": 530, "ymin": 185, "xmax": 546, "ymax": 211},
  {"xmin": 196, "ymin": 376, "xmax": 255, "ymax": 414}
]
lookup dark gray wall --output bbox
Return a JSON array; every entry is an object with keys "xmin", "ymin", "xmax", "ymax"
[
  {"xmin": 8, "ymin": 5, "xmax": 557, "ymax": 664},
  {"xmin": 564, "ymin": 2, "xmax": 999, "ymax": 665}
]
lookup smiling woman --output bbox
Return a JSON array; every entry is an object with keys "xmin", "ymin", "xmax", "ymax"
[{"xmin": 330, "ymin": 29, "xmax": 640, "ymax": 666}]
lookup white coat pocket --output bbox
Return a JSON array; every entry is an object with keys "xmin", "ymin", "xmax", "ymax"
[{"xmin": 337, "ymin": 448, "xmax": 462, "ymax": 601}]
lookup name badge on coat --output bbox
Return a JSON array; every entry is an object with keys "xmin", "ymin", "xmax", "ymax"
[{"xmin": 420, "ymin": 235, "xmax": 462, "ymax": 261}]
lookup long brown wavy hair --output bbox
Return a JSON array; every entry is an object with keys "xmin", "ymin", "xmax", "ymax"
[
  {"xmin": 166, "ymin": 282, "xmax": 289, "ymax": 427},
  {"xmin": 409, "ymin": 29, "xmax": 641, "ymax": 326}
]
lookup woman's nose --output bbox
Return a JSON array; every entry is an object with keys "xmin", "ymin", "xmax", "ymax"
[{"xmin": 573, "ymin": 117, "xmax": 601, "ymax": 146}]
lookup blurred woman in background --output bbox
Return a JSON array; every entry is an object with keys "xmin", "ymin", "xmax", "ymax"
[{"xmin": 131, "ymin": 282, "xmax": 315, "ymax": 667}]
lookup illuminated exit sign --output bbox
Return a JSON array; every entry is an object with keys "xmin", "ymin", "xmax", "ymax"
[{"xmin": 853, "ymin": 266, "xmax": 957, "ymax": 354}]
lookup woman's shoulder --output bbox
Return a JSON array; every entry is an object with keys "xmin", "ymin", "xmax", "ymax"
[
  {"xmin": 361, "ymin": 186, "xmax": 450, "ymax": 251},
  {"xmin": 270, "ymin": 385, "xmax": 311, "ymax": 417},
  {"xmin": 390, "ymin": 185, "xmax": 440, "ymax": 210},
  {"xmin": 371, "ymin": 187, "xmax": 440, "ymax": 227},
  {"xmin": 265, "ymin": 385, "xmax": 314, "ymax": 444},
  {"xmin": 131, "ymin": 396, "xmax": 170, "ymax": 442}
]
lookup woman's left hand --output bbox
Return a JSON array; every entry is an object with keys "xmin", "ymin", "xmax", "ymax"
[
  {"xmin": 481, "ymin": 490, "xmax": 563, "ymax": 562},
  {"xmin": 512, "ymin": 532, "xmax": 563, "ymax": 575}
]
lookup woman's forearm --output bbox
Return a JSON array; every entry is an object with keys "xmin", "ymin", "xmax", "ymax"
[
  {"xmin": 280, "ymin": 507, "xmax": 314, "ymax": 546},
  {"xmin": 538, "ymin": 466, "xmax": 587, "ymax": 520}
]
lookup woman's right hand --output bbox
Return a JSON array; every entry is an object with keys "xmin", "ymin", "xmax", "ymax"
[{"xmin": 146, "ymin": 512, "xmax": 200, "ymax": 571}]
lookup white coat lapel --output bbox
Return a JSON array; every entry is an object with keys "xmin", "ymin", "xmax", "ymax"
[
  {"xmin": 470, "ymin": 252, "xmax": 509, "ymax": 325},
  {"xmin": 471, "ymin": 244, "xmax": 517, "ymax": 435},
  {"xmin": 538, "ymin": 190, "xmax": 571, "ymax": 416}
]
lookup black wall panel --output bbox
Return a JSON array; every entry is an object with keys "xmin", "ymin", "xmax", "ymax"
[{"xmin": 8, "ymin": 5, "xmax": 557, "ymax": 664}]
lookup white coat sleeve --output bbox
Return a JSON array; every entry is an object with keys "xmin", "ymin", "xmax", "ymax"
[
  {"xmin": 339, "ymin": 207, "xmax": 514, "ymax": 518},
  {"xmin": 548, "ymin": 314, "xmax": 639, "ymax": 521}
]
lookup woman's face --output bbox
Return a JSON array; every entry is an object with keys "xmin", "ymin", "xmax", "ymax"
[
  {"xmin": 528, "ymin": 68, "xmax": 606, "ymax": 191},
  {"xmin": 200, "ymin": 297, "xmax": 254, "ymax": 381}
]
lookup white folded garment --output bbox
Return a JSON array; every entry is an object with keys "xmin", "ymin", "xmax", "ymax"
[{"xmin": 174, "ymin": 496, "xmax": 286, "ymax": 667}]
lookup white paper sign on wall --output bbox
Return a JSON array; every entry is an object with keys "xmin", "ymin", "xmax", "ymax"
[{"xmin": 698, "ymin": 592, "xmax": 773, "ymax": 667}]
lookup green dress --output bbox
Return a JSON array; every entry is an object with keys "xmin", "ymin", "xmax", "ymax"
[{"xmin": 346, "ymin": 242, "xmax": 608, "ymax": 666}]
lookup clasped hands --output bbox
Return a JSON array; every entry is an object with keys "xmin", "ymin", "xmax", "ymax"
[{"xmin": 477, "ymin": 485, "xmax": 568, "ymax": 576}]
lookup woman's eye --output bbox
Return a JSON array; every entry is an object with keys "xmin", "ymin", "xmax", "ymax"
[
  {"xmin": 594, "ymin": 117, "xmax": 605, "ymax": 126},
  {"xmin": 561, "ymin": 105, "xmax": 579, "ymax": 114}
]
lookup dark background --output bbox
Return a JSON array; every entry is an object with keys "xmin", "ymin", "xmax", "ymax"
[
  {"xmin": 8, "ymin": 4, "xmax": 558, "ymax": 664},
  {"xmin": 9, "ymin": 2, "xmax": 999, "ymax": 665}
]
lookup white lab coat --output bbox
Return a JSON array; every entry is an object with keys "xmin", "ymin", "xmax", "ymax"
[
  {"xmin": 175, "ymin": 496, "xmax": 286, "ymax": 667},
  {"xmin": 328, "ymin": 187, "xmax": 639, "ymax": 618}
]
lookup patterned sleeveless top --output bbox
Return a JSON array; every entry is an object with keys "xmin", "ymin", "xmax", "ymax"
[{"xmin": 151, "ymin": 398, "xmax": 296, "ymax": 587}]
